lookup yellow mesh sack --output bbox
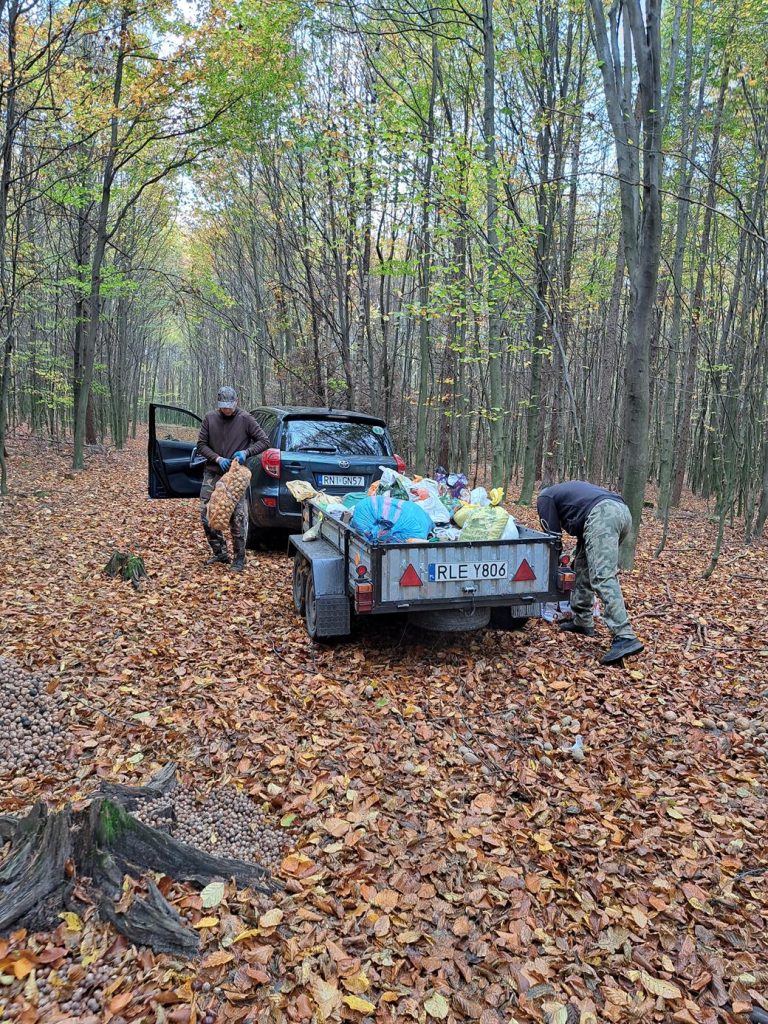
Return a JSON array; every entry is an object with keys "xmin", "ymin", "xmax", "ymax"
[{"xmin": 207, "ymin": 461, "xmax": 252, "ymax": 532}]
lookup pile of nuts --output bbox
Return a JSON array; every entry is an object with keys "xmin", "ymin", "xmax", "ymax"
[
  {"xmin": 134, "ymin": 784, "xmax": 289, "ymax": 869},
  {"xmin": 0, "ymin": 657, "xmax": 67, "ymax": 777},
  {"xmin": 1, "ymin": 959, "xmax": 113, "ymax": 1020}
]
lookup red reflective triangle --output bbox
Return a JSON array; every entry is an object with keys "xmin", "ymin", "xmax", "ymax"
[
  {"xmin": 512, "ymin": 558, "xmax": 536, "ymax": 583},
  {"xmin": 400, "ymin": 564, "xmax": 422, "ymax": 587}
]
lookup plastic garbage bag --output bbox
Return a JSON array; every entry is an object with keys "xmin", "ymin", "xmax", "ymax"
[
  {"xmin": 409, "ymin": 478, "xmax": 450, "ymax": 524},
  {"xmin": 378, "ymin": 466, "xmax": 411, "ymax": 501},
  {"xmin": 433, "ymin": 525, "xmax": 462, "ymax": 542},
  {"xmin": 469, "ymin": 487, "xmax": 490, "ymax": 507},
  {"xmin": 452, "ymin": 504, "xmax": 479, "ymax": 528},
  {"xmin": 488, "ymin": 487, "xmax": 504, "ymax": 506},
  {"xmin": 416, "ymin": 494, "xmax": 451, "ymax": 525},
  {"xmin": 286, "ymin": 479, "xmax": 317, "ymax": 503},
  {"xmin": 302, "ymin": 514, "xmax": 323, "ymax": 542},
  {"xmin": 324, "ymin": 502, "xmax": 347, "ymax": 520},
  {"xmin": 350, "ymin": 495, "xmax": 432, "ymax": 544},
  {"xmin": 543, "ymin": 598, "xmax": 601, "ymax": 622},
  {"xmin": 446, "ymin": 473, "xmax": 469, "ymax": 498},
  {"xmin": 342, "ymin": 492, "xmax": 368, "ymax": 510},
  {"xmin": 459, "ymin": 506, "xmax": 515, "ymax": 542},
  {"xmin": 501, "ymin": 516, "xmax": 519, "ymax": 540}
]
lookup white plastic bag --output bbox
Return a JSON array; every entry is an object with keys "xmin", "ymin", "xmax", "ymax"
[
  {"xmin": 434, "ymin": 525, "xmax": 462, "ymax": 541},
  {"xmin": 469, "ymin": 486, "xmax": 490, "ymax": 507},
  {"xmin": 416, "ymin": 494, "xmax": 451, "ymax": 525},
  {"xmin": 501, "ymin": 516, "xmax": 519, "ymax": 540}
]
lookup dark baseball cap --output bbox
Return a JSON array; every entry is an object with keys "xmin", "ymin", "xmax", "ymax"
[{"xmin": 217, "ymin": 386, "xmax": 237, "ymax": 409}]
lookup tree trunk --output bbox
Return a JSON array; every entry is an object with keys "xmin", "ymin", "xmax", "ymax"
[
  {"xmin": 591, "ymin": 231, "xmax": 624, "ymax": 484},
  {"xmin": 483, "ymin": 0, "xmax": 505, "ymax": 490},
  {"xmin": 0, "ymin": 0, "xmax": 19, "ymax": 495},
  {"xmin": 72, "ymin": 4, "xmax": 129, "ymax": 471},
  {"xmin": 657, "ymin": 4, "xmax": 705, "ymax": 525},
  {"xmin": 414, "ymin": 14, "xmax": 438, "ymax": 474},
  {"xmin": 587, "ymin": 0, "xmax": 665, "ymax": 565},
  {"xmin": 670, "ymin": 58, "xmax": 729, "ymax": 507}
]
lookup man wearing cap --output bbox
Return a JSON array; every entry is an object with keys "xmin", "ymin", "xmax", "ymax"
[
  {"xmin": 196, "ymin": 387, "xmax": 270, "ymax": 571},
  {"xmin": 537, "ymin": 481, "xmax": 643, "ymax": 665}
]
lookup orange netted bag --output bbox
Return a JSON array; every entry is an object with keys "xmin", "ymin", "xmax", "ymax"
[{"xmin": 207, "ymin": 461, "xmax": 252, "ymax": 532}]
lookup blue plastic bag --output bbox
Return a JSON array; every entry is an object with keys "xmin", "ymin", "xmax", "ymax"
[{"xmin": 351, "ymin": 495, "xmax": 432, "ymax": 543}]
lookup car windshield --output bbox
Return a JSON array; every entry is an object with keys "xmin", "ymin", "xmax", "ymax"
[{"xmin": 283, "ymin": 419, "xmax": 389, "ymax": 456}]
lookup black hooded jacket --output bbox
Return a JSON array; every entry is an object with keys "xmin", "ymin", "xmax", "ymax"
[{"xmin": 537, "ymin": 481, "xmax": 625, "ymax": 539}]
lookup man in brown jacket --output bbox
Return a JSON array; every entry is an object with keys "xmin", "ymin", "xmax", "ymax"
[{"xmin": 196, "ymin": 386, "xmax": 270, "ymax": 571}]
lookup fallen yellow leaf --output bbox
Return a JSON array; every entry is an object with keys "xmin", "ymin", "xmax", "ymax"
[{"xmin": 343, "ymin": 994, "xmax": 376, "ymax": 1013}]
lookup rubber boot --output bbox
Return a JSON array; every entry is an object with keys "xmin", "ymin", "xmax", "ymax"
[
  {"xmin": 206, "ymin": 551, "xmax": 230, "ymax": 565},
  {"xmin": 601, "ymin": 637, "xmax": 644, "ymax": 665},
  {"xmin": 559, "ymin": 621, "xmax": 595, "ymax": 636}
]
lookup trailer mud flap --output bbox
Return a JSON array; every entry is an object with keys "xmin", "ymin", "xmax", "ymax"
[{"xmin": 289, "ymin": 535, "xmax": 350, "ymax": 637}]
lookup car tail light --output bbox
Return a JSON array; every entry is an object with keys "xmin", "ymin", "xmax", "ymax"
[
  {"xmin": 394, "ymin": 454, "xmax": 406, "ymax": 474},
  {"xmin": 261, "ymin": 448, "xmax": 281, "ymax": 478},
  {"xmin": 354, "ymin": 582, "xmax": 374, "ymax": 613},
  {"xmin": 559, "ymin": 553, "xmax": 571, "ymax": 567},
  {"xmin": 262, "ymin": 496, "xmax": 277, "ymax": 507}
]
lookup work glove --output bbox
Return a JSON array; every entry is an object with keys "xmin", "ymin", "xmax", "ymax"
[
  {"xmin": 218, "ymin": 457, "xmax": 232, "ymax": 472},
  {"xmin": 233, "ymin": 450, "xmax": 247, "ymax": 465}
]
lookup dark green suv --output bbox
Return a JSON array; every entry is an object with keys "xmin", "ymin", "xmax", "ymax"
[{"xmin": 148, "ymin": 403, "xmax": 405, "ymax": 546}]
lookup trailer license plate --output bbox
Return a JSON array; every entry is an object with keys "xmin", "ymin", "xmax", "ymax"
[
  {"xmin": 428, "ymin": 560, "xmax": 508, "ymax": 582},
  {"xmin": 317, "ymin": 474, "xmax": 365, "ymax": 487}
]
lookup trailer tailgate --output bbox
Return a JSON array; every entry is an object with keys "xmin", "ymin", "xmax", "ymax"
[{"xmin": 379, "ymin": 532, "xmax": 554, "ymax": 605}]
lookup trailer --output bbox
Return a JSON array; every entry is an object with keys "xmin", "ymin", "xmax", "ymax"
[{"xmin": 289, "ymin": 498, "xmax": 566, "ymax": 639}]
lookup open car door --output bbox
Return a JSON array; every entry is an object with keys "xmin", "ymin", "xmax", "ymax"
[{"xmin": 148, "ymin": 403, "xmax": 205, "ymax": 498}]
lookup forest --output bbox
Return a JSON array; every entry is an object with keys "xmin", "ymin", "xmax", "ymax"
[
  {"xmin": 1, "ymin": 0, "xmax": 767, "ymax": 555},
  {"xmin": 3, "ymin": 2, "xmax": 768, "ymax": 1021}
]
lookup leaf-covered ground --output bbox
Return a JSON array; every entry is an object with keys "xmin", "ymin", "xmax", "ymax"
[{"xmin": 1, "ymin": 434, "xmax": 767, "ymax": 1024}]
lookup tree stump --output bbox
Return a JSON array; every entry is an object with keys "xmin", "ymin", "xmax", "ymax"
[
  {"xmin": 0, "ymin": 765, "xmax": 277, "ymax": 957},
  {"xmin": 103, "ymin": 551, "xmax": 147, "ymax": 590}
]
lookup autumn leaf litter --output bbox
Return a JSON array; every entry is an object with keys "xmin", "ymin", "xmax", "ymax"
[{"xmin": 1, "ymin": 435, "xmax": 767, "ymax": 1023}]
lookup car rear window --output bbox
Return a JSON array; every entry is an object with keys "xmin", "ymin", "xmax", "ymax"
[{"xmin": 283, "ymin": 419, "xmax": 389, "ymax": 455}]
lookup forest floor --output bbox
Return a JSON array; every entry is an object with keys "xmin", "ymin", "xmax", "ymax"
[{"xmin": 1, "ymin": 432, "xmax": 767, "ymax": 1024}]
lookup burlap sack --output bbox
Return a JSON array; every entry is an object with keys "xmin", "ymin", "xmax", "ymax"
[{"xmin": 207, "ymin": 461, "xmax": 252, "ymax": 532}]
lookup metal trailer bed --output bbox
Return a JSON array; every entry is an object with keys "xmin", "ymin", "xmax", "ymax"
[{"xmin": 289, "ymin": 499, "xmax": 563, "ymax": 639}]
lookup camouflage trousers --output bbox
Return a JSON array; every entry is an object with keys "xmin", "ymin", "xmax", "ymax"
[
  {"xmin": 200, "ymin": 469, "xmax": 248, "ymax": 561},
  {"xmin": 570, "ymin": 500, "xmax": 637, "ymax": 640}
]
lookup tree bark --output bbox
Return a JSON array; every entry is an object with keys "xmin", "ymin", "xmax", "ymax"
[
  {"xmin": 483, "ymin": 0, "xmax": 505, "ymax": 490},
  {"xmin": 670, "ymin": 57, "xmax": 729, "ymax": 506},
  {"xmin": 72, "ymin": 3, "xmax": 129, "ymax": 470},
  {"xmin": 587, "ymin": 0, "xmax": 665, "ymax": 565}
]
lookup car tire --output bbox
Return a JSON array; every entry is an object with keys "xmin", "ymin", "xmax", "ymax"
[
  {"xmin": 292, "ymin": 554, "xmax": 308, "ymax": 614},
  {"xmin": 305, "ymin": 572, "xmax": 318, "ymax": 639}
]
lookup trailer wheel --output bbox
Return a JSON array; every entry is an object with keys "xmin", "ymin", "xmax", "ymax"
[
  {"xmin": 292, "ymin": 553, "xmax": 308, "ymax": 614},
  {"xmin": 305, "ymin": 572, "xmax": 319, "ymax": 639}
]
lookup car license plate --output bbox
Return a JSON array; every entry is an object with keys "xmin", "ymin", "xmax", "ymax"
[
  {"xmin": 317, "ymin": 474, "xmax": 365, "ymax": 487},
  {"xmin": 428, "ymin": 560, "xmax": 508, "ymax": 582}
]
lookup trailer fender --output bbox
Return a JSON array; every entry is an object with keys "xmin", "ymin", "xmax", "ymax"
[
  {"xmin": 289, "ymin": 535, "xmax": 350, "ymax": 638},
  {"xmin": 289, "ymin": 536, "xmax": 346, "ymax": 596}
]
